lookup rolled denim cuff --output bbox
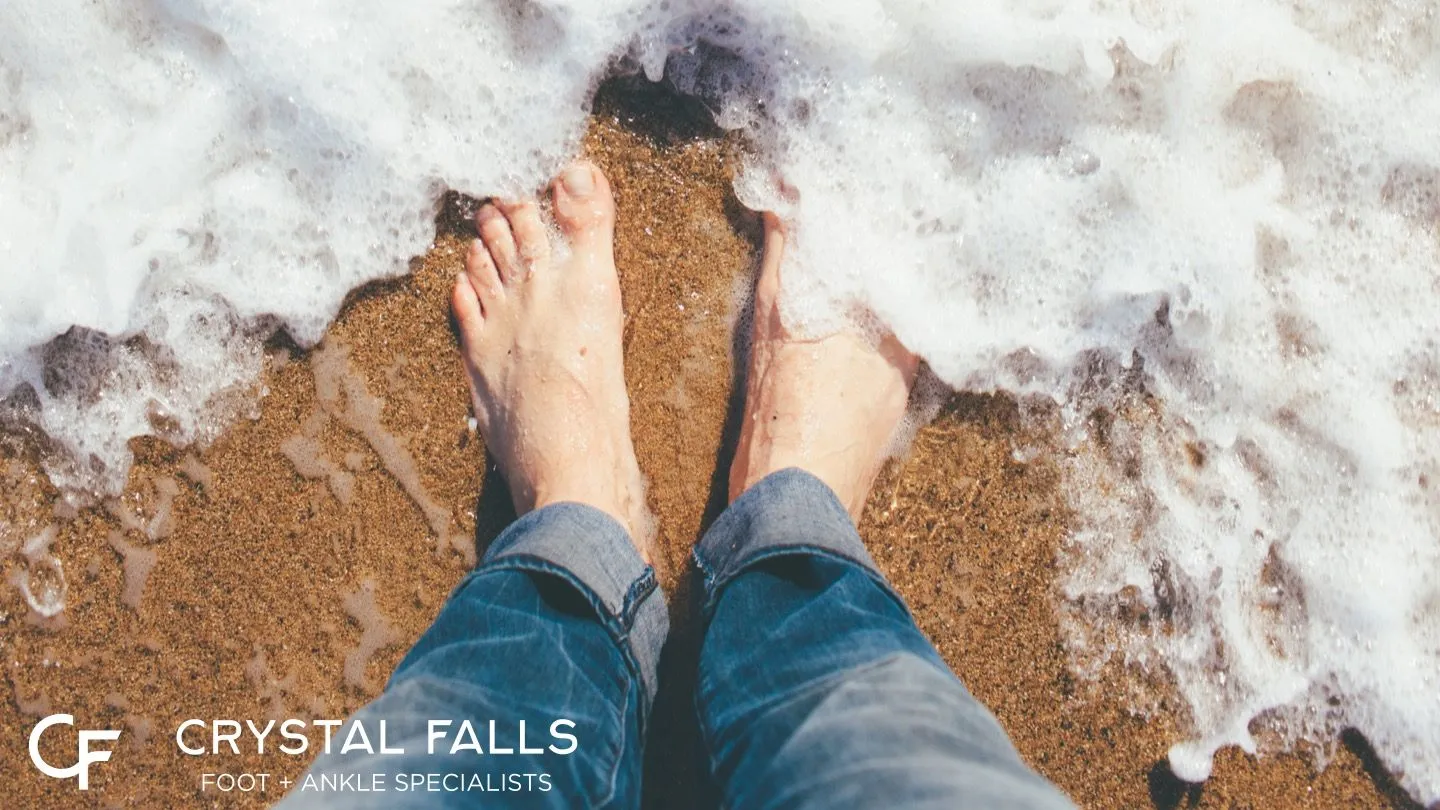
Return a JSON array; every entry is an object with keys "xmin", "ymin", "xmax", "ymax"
[
  {"xmin": 694, "ymin": 468, "xmax": 899, "ymax": 617},
  {"xmin": 482, "ymin": 503, "xmax": 668, "ymax": 712}
]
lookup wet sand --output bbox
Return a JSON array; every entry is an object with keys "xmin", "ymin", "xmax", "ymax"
[{"xmin": 0, "ymin": 80, "xmax": 1423, "ymax": 809}]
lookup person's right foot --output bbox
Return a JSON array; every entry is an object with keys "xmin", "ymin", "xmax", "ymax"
[
  {"xmin": 451, "ymin": 161, "xmax": 651, "ymax": 559},
  {"xmin": 729, "ymin": 214, "xmax": 920, "ymax": 522}
]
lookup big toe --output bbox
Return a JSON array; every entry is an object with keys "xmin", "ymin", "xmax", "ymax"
[{"xmin": 552, "ymin": 161, "xmax": 615, "ymax": 248}]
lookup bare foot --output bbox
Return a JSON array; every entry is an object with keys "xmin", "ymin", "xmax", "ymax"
[
  {"xmin": 729, "ymin": 214, "xmax": 920, "ymax": 522},
  {"xmin": 451, "ymin": 161, "xmax": 651, "ymax": 560}
]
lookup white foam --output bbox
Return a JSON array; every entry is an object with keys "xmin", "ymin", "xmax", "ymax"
[{"xmin": 2, "ymin": 0, "xmax": 1438, "ymax": 801}]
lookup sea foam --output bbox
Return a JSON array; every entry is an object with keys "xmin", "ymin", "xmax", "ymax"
[{"xmin": 1, "ymin": 0, "xmax": 1437, "ymax": 801}]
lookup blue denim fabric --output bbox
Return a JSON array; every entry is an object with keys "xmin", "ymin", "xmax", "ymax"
[
  {"xmin": 277, "ymin": 503, "xmax": 665, "ymax": 809},
  {"xmin": 282, "ymin": 469, "xmax": 1072, "ymax": 809},
  {"xmin": 694, "ymin": 468, "xmax": 1074, "ymax": 810}
]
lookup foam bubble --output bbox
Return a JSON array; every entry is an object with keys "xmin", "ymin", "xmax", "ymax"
[{"xmin": 3, "ymin": 0, "xmax": 1438, "ymax": 801}]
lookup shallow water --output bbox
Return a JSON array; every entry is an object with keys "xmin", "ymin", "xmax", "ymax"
[{"xmin": 1, "ymin": 0, "xmax": 1437, "ymax": 802}]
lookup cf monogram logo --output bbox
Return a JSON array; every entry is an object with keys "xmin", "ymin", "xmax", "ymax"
[{"xmin": 28, "ymin": 714, "xmax": 122, "ymax": 790}]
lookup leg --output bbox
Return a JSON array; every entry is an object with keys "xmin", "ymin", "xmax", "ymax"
[
  {"xmin": 695, "ymin": 217, "xmax": 1072, "ymax": 810},
  {"xmin": 282, "ymin": 505, "xmax": 663, "ymax": 809},
  {"xmin": 279, "ymin": 163, "xmax": 663, "ymax": 808}
]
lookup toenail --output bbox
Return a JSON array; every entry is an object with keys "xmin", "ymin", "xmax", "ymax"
[
  {"xmin": 478, "ymin": 205, "xmax": 501, "ymax": 222},
  {"xmin": 561, "ymin": 165, "xmax": 595, "ymax": 197}
]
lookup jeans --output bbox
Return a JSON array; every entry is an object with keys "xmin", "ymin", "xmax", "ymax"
[{"xmin": 278, "ymin": 469, "xmax": 1073, "ymax": 809}]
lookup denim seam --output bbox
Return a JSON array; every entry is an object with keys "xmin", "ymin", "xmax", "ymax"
[
  {"xmin": 694, "ymin": 548, "xmax": 719, "ymax": 597},
  {"xmin": 618, "ymin": 567, "xmax": 659, "ymax": 630},
  {"xmin": 620, "ymin": 635, "xmax": 655, "ymax": 738},
  {"xmin": 593, "ymin": 672, "xmax": 634, "ymax": 809},
  {"xmin": 607, "ymin": 608, "xmax": 657, "ymax": 735}
]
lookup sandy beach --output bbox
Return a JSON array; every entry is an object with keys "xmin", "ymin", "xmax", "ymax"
[{"xmin": 0, "ymin": 81, "xmax": 1422, "ymax": 810}]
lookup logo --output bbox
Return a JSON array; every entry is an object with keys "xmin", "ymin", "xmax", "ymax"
[{"xmin": 28, "ymin": 714, "xmax": 122, "ymax": 790}]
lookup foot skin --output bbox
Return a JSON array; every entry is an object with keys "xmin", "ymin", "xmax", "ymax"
[
  {"xmin": 729, "ymin": 214, "xmax": 920, "ymax": 522},
  {"xmin": 451, "ymin": 162, "xmax": 652, "ymax": 561}
]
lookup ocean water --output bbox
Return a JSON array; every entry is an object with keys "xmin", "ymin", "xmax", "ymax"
[{"xmin": 2, "ymin": 0, "xmax": 1437, "ymax": 801}]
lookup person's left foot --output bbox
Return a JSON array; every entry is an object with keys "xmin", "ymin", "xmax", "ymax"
[
  {"xmin": 451, "ymin": 162, "xmax": 652, "ymax": 560},
  {"xmin": 728, "ymin": 214, "xmax": 919, "ymax": 523}
]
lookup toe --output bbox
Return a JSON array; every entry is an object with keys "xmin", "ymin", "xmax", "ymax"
[
  {"xmin": 465, "ymin": 237, "xmax": 505, "ymax": 310},
  {"xmin": 496, "ymin": 198, "xmax": 551, "ymax": 266},
  {"xmin": 477, "ymin": 203, "xmax": 525, "ymax": 284},
  {"xmin": 451, "ymin": 272, "xmax": 485, "ymax": 336},
  {"xmin": 552, "ymin": 161, "xmax": 615, "ymax": 249}
]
